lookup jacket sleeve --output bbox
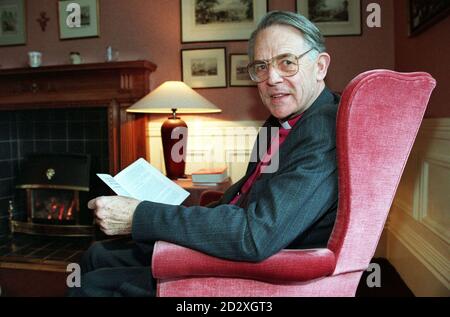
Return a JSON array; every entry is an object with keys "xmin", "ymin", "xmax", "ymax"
[{"xmin": 131, "ymin": 106, "xmax": 338, "ymax": 262}]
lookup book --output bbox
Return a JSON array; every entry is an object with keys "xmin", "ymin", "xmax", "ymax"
[
  {"xmin": 191, "ymin": 167, "xmax": 228, "ymax": 184},
  {"xmin": 191, "ymin": 177, "xmax": 231, "ymax": 187},
  {"xmin": 97, "ymin": 158, "xmax": 190, "ymax": 205}
]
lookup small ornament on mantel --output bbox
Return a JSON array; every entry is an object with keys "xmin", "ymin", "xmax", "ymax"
[
  {"xmin": 70, "ymin": 52, "xmax": 82, "ymax": 65},
  {"xmin": 37, "ymin": 11, "xmax": 50, "ymax": 32}
]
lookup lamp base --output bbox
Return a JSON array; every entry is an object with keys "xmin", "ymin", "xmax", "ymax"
[{"xmin": 161, "ymin": 116, "xmax": 188, "ymax": 179}]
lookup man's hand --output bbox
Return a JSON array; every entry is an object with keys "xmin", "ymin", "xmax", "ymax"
[{"xmin": 87, "ymin": 196, "xmax": 141, "ymax": 236}]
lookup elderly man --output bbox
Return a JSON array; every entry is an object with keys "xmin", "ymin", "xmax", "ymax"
[{"xmin": 69, "ymin": 10, "xmax": 339, "ymax": 297}]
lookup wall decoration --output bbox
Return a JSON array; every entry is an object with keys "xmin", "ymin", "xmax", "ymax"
[
  {"xmin": 37, "ymin": 11, "xmax": 50, "ymax": 32},
  {"xmin": 409, "ymin": 0, "xmax": 450, "ymax": 36},
  {"xmin": 181, "ymin": 0, "xmax": 267, "ymax": 43},
  {"xmin": 296, "ymin": 0, "xmax": 361, "ymax": 36},
  {"xmin": 58, "ymin": 0, "xmax": 99, "ymax": 40},
  {"xmin": 0, "ymin": 0, "xmax": 26, "ymax": 46},
  {"xmin": 182, "ymin": 48, "xmax": 227, "ymax": 88},
  {"xmin": 229, "ymin": 54, "xmax": 256, "ymax": 87}
]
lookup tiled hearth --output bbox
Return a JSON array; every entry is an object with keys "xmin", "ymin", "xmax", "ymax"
[
  {"xmin": 0, "ymin": 108, "xmax": 109, "ymax": 239},
  {"xmin": 0, "ymin": 232, "xmax": 94, "ymax": 296},
  {"xmin": 0, "ymin": 234, "xmax": 92, "ymax": 269}
]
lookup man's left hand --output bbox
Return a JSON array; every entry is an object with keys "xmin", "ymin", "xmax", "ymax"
[{"xmin": 87, "ymin": 196, "xmax": 141, "ymax": 236}]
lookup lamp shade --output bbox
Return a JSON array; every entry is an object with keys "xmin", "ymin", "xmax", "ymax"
[{"xmin": 126, "ymin": 81, "xmax": 221, "ymax": 114}]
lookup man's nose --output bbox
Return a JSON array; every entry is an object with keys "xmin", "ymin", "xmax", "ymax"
[{"xmin": 266, "ymin": 65, "xmax": 283, "ymax": 85}]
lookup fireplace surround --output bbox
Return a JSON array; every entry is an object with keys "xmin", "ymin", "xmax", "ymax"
[{"xmin": 0, "ymin": 61, "xmax": 157, "ymax": 239}]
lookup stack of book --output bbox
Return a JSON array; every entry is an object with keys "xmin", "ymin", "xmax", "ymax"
[{"xmin": 191, "ymin": 167, "xmax": 229, "ymax": 186}]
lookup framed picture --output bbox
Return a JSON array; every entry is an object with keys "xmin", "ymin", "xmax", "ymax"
[
  {"xmin": 296, "ymin": 0, "xmax": 361, "ymax": 36},
  {"xmin": 181, "ymin": 0, "xmax": 268, "ymax": 43},
  {"xmin": 58, "ymin": 0, "xmax": 100, "ymax": 40},
  {"xmin": 229, "ymin": 54, "xmax": 256, "ymax": 87},
  {"xmin": 182, "ymin": 48, "xmax": 227, "ymax": 88},
  {"xmin": 0, "ymin": 0, "xmax": 26, "ymax": 46},
  {"xmin": 409, "ymin": 0, "xmax": 450, "ymax": 36}
]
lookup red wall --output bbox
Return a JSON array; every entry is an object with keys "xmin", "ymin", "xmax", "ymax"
[
  {"xmin": 394, "ymin": 1, "xmax": 450, "ymax": 118},
  {"xmin": 0, "ymin": 0, "xmax": 396, "ymax": 120}
]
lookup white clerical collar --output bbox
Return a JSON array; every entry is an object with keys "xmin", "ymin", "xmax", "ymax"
[{"xmin": 280, "ymin": 120, "xmax": 292, "ymax": 130}]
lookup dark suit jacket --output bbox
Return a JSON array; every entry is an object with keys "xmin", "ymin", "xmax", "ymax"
[{"xmin": 132, "ymin": 87, "xmax": 339, "ymax": 262}]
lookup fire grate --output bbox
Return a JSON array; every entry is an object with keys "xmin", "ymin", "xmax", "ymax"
[{"xmin": 10, "ymin": 153, "xmax": 95, "ymax": 237}]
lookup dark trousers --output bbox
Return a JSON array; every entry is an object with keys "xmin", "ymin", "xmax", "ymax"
[{"xmin": 67, "ymin": 237, "xmax": 156, "ymax": 297}]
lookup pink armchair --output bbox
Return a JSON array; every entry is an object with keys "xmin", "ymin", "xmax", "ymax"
[{"xmin": 151, "ymin": 70, "xmax": 436, "ymax": 297}]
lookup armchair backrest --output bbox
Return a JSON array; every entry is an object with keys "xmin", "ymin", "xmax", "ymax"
[{"xmin": 328, "ymin": 70, "xmax": 436, "ymax": 275}]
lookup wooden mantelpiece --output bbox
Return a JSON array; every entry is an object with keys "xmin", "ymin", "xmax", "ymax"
[{"xmin": 0, "ymin": 60, "xmax": 157, "ymax": 174}]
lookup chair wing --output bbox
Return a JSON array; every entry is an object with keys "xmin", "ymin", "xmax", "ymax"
[{"xmin": 151, "ymin": 70, "xmax": 436, "ymax": 297}]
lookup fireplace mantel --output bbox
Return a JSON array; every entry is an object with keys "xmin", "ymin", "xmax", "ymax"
[{"xmin": 0, "ymin": 60, "xmax": 157, "ymax": 174}]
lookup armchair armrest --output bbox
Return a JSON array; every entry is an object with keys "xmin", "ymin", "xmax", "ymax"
[{"xmin": 152, "ymin": 241, "xmax": 336, "ymax": 283}]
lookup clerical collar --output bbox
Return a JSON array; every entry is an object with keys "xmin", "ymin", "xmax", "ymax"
[
  {"xmin": 279, "ymin": 115, "xmax": 302, "ymax": 130},
  {"xmin": 277, "ymin": 87, "xmax": 335, "ymax": 130},
  {"xmin": 280, "ymin": 120, "xmax": 293, "ymax": 129}
]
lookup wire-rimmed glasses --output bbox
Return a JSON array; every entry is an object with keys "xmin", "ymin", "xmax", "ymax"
[{"xmin": 247, "ymin": 48, "xmax": 314, "ymax": 83}]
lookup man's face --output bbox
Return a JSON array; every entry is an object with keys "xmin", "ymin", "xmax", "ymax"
[{"xmin": 254, "ymin": 25, "xmax": 322, "ymax": 120}]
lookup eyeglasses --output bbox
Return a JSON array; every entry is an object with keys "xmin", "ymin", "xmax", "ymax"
[{"xmin": 247, "ymin": 48, "xmax": 314, "ymax": 83}]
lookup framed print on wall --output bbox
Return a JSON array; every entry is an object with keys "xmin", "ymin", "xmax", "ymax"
[
  {"xmin": 229, "ymin": 54, "xmax": 256, "ymax": 87},
  {"xmin": 58, "ymin": 0, "xmax": 100, "ymax": 40},
  {"xmin": 409, "ymin": 0, "xmax": 450, "ymax": 36},
  {"xmin": 296, "ymin": 0, "xmax": 361, "ymax": 36},
  {"xmin": 181, "ymin": 0, "xmax": 267, "ymax": 43},
  {"xmin": 0, "ymin": 0, "xmax": 26, "ymax": 46},
  {"xmin": 182, "ymin": 48, "xmax": 227, "ymax": 89}
]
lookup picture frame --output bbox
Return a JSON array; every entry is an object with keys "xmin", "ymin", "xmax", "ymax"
[
  {"xmin": 0, "ymin": 0, "xmax": 26, "ymax": 46},
  {"xmin": 409, "ymin": 0, "xmax": 450, "ymax": 36},
  {"xmin": 58, "ymin": 0, "xmax": 100, "ymax": 40},
  {"xmin": 296, "ymin": 0, "xmax": 361, "ymax": 36},
  {"xmin": 182, "ymin": 48, "xmax": 227, "ymax": 89},
  {"xmin": 181, "ymin": 0, "xmax": 268, "ymax": 43},
  {"xmin": 229, "ymin": 54, "xmax": 256, "ymax": 87}
]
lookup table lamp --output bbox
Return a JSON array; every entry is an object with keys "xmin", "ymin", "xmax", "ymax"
[{"xmin": 127, "ymin": 81, "xmax": 221, "ymax": 179}]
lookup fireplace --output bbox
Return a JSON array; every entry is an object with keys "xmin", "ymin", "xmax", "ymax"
[
  {"xmin": 10, "ymin": 154, "xmax": 93, "ymax": 236},
  {"xmin": 0, "ymin": 61, "xmax": 156, "ymax": 239}
]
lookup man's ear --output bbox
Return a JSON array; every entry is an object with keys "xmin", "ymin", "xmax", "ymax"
[{"xmin": 316, "ymin": 52, "xmax": 331, "ymax": 81}]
